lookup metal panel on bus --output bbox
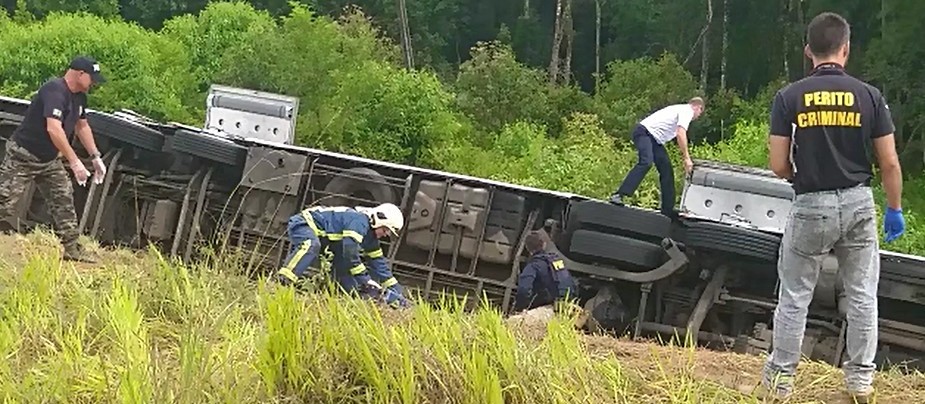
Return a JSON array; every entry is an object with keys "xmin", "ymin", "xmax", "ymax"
[
  {"xmin": 680, "ymin": 160, "xmax": 794, "ymax": 233},
  {"xmin": 204, "ymin": 84, "xmax": 300, "ymax": 145}
]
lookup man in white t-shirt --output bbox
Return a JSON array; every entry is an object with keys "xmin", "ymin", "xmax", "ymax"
[{"xmin": 608, "ymin": 97, "xmax": 704, "ymax": 218}]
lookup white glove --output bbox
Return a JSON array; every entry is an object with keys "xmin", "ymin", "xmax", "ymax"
[
  {"xmin": 91, "ymin": 156, "xmax": 107, "ymax": 185},
  {"xmin": 69, "ymin": 159, "xmax": 90, "ymax": 187}
]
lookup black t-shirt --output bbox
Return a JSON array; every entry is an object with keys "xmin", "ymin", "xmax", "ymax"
[
  {"xmin": 770, "ymin": 63, "xmax": 895, "ymax": 195},
  {"xmin": 11, "ymin": 78, "xmax": 88, "ymax": 163}
]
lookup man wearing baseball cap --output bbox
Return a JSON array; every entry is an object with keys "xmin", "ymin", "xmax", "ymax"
[
  {"xmin": 69, "ymin": 55, "xmax": 107, "ymax": 84},
  {"xmin": 0, "ymin": 55, "xmax": 108, "ymax": 263}
]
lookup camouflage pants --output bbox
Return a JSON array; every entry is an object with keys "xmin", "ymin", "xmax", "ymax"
[{"xmin": 0, "ymin": 140, "xmax": 81, "ymax": 252}]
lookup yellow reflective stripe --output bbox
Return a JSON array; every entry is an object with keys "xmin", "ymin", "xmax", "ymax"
[
  {"xmin": 364, "ymin": 248, "xmax": 384, "ymax": 259},
  {"xmin": 552, "ymin": 259, "xmax": 565, "ymax": 270},
  {"xmin": 299, "ymin": 210, "xmax": 325, "ymax": 237},
  {"xmin": 297, "ymin": 209, "xmax": 363, "ymax": 243},
  {"xmin": 381, "ymin": 277, "xmax": 398, "ymax": 288},
  {"xmin": 276, "ymin": 267, "xmax": 297, "ymax": 283},
  {"xmin": 283, "ymin": 239, "xmax": 313, "ymax": 273},
  {"xmin": 349, "ymin": 263, "xmax": 367, "ymax": 275},
  {"xmin": 342, "ymin": 230, "xmax": 363, "ymax": 243}
]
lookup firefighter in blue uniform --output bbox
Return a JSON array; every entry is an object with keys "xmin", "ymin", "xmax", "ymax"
[
  {"xmin": 334, "ymin": 204, "xmax": 407, "ymax": 305},
  {"xmin": 275, "ymin": 203, "xmax": 409, "ymax": 308},
  {"xmin": 513, "ymin": 231, "xmax": 578, "ymax": 312},
  {"xmin": 360, "ymin": 212, "xmax": 405, "ymax": 294}
]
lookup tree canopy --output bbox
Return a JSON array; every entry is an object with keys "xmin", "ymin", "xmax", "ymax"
[{"xmin": 0, "ymin": 0, "xmax": 923, "ymax": 254}]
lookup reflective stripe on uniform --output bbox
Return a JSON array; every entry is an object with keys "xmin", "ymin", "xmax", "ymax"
[
  {"xmin": 299, "ymin": 208, "xmax": 364, "ymax": 243},
  {"xmin": 349, "ymin": 263, "xmax": 367, "ymax": 275},
  {"xmin": 364, "ymin": 248, "xmax": 384, "ymax": 259},
  {"xmin": 277, "ymin": 267, "xmax": 298, "ymax": 282},
  {"xmin": 300, "ymin": 210, "xmax": 324, "ymax": 237},
  {"xmin": 381, "ymin": 277, "xmax": 398, "ymax": 288},
  {"xmin": 281, "ymin": 238, "xmax": 314, "ymax": 275},
  {"xmin": 342, "ymin": 230, "xmax": 363, "ymax": 243}
]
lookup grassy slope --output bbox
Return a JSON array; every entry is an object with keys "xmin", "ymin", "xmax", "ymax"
[{"xmin": 0, "ymin": 230, "xmax": 923, "ymax": 403}]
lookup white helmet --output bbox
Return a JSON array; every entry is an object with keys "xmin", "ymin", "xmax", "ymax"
[{"xmin": 357, "ymin": 203, "xmax": 404, "ymax": 237}]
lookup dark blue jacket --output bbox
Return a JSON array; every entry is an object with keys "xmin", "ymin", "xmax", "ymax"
[
  {"xmin": 301, "ymin": 206, "xmax": 371, "ymax": 275},
  {"xmin": 301, "ymin": 206, "xmax": 394, "ymax": 284},
  {"xmin": 514, "ymin": 251, "xmax": 577, "ymax": 311}
]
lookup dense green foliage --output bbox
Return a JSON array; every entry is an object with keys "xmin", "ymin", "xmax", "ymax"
[{"xmin": 0, "ymin": 1, "xmax": 923, "ymax": 255}]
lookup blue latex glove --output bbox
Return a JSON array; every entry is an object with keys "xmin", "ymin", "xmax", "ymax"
[{"xmin": 884, "ymin": 207, "xmax": 905, "ymax": 243}]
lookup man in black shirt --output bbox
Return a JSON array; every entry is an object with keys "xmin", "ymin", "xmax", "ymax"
[
  {"xmin": 0, "ymin": 56, "xmax": 109, "ymax": 263},
  {"xmin": 759, "ymin": 12, "xmax": 904, "ymax": 403}
]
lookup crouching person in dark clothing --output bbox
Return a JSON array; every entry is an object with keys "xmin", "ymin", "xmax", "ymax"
[{"xmin": 513, "ymin": 231, "xmax": 578, "ymax": 312}]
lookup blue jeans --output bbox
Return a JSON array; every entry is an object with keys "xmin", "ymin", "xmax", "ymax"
[
  {"xmin": 762, "ymin": 185, "xmax": 879, "ymax": 394},
  {"xmin": 614, "ymin": 124, "xmax": 675, "ymax": 213}
]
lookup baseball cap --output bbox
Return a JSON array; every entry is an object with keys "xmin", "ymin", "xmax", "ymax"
[{"xmin": 69, "ymin": 56, "xmax": 106, "ymax": 84}]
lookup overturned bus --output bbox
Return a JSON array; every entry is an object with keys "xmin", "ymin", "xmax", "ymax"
[{"xmin": 1, "ymin": 85, "xmax": 924, "ymax": 372}]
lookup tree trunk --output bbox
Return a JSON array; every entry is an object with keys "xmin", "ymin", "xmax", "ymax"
[
  {"xmin": 720, "ymin": 0, "xmax": 728, "ymax": 90},
  {"xmin": 782, "ymin": 0, "xmax": 790, "ymax": 79},
  {"xmin": 595, "ymin": 0, "xmax": 602, "ymax": 94},
  {"xmin": 548, "ymin": 0, "xmax": 564, "ymax": 84},
  {"xmin": 684, "ymin": 0, "xmax": 713, "ymax": 67},
  {"xmin": 562, "ymin": 0, "xmax": 574, "ymax": 85},
  {"xmin": 797, "ymin": 0, "xmax": 806, "ymax": 73},
  {"xmin": 699, "ymin": 0, "xmax": 714, "ymax": 91},
  {"xmin": 397, "ymin": 0, "xmax": 414, "ymax": 69},
  {"xmin": 548, "ymin": 0, "xmax": 573, "ymax": 86}
]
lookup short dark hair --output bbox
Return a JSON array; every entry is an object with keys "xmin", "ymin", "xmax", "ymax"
[
  {"xmin": 525, "ymin": 231, "xmax": 545, "ymax": 254},
  {"xmin": 806, "ymin": 12, "xmax": 850, "ymax": 57}
]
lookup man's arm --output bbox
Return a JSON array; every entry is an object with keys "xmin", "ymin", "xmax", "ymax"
[
  {"xmin": 768, "ymin": 136, "xmax": 793, "ymax": 180},
  {"xmin": 675, "ymin": 126, "xmax": 691, "ymax": 160},
  {"xmin": 514, "ymin": 262, "xmax": 538, "ymax": 312},
  {"xmin": 768, "ymin": 90, "xmax": 793, "ymax": 179},
  {"xmin": 40, "ymin": 87, "xmax": 81, "ymax": 164},
  {"xmin": 74, "ymin": 118, "xmax": 101, "ymax": 157},
  {"xmin": 46, "ymin": 118, "xmax": 80, "ymax": 164},
  {"xmin": 872, "ymin": 134, "xmax": 902, "ymax": 210},
  {"xmin": 332, "ymin": 214, "xmax": 373, "ymax": 279},
  {"xmin": 360, "ymin": 232, "xmax": 399, "ymax": 289},
  {"xmin": 333, "ymin": 236, "xmax": 368, "ymax": 278},
  {"xmin": 871, "ymin": 90, "xmax": 902, "ymax": 210},
  {"xmin": 675, "ymin": 107, "xmax": 694, "ymax": 160}
]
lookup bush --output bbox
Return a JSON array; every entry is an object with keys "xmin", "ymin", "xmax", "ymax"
[
  {"xmin": 0, "ymin": 12, "xmax": 198, "ymax": 123},
  {"xmin": 595, "ymin": 52, "xmax": 700, "ymax": 138},
  {"xmin": 215, "ymin": 4, "xmax": 406, "ymax": 149},
  {"xmin": 320, "ymin": 61, "xmax": 464, "ymax": 165},
  {"xmin": 160, "ymin": 1, "xmax": 277, "ymax": 116},
  {"xmin": 427, "ymin": 120, "xmax": 550, "ymax": 186},
  {"xmin": 453, "ymin": 41, "xmax": 551, "ymax": 135}
]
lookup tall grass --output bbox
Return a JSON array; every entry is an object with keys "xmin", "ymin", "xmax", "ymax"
[{"xmin": 0, "ymin": 231, "xmax": 875, "ymax": 403}]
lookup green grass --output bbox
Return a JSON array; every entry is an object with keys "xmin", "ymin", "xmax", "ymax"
[{"xmin": 0, "ymin": 230, "xmax": 923, "ymax": 403}]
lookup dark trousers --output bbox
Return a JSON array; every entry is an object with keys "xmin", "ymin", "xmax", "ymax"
[{"xmin": 614, "ymin": 124, "xmax": 675, "ymax": 213}]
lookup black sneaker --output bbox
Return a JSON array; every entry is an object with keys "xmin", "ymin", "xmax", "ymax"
[
  {"xmin": 608, "ymin": 194, "xmax": 624, "ymax": 205},
  {"xmin": 660, "ymin": 209, "xmax": 680, "ymax": 220}
]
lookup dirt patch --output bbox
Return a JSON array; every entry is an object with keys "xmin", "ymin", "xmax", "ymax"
[
  {"xmin": 580, "ymin": 334, "xmax": 925, "ymax": 403},
  {"xmin": 501, "ymin": 305, "xmax": 925, "ymax": 403},
  {"xmin": 0, "ymin": 231, "xmax": 144, "ymax": 273}
]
